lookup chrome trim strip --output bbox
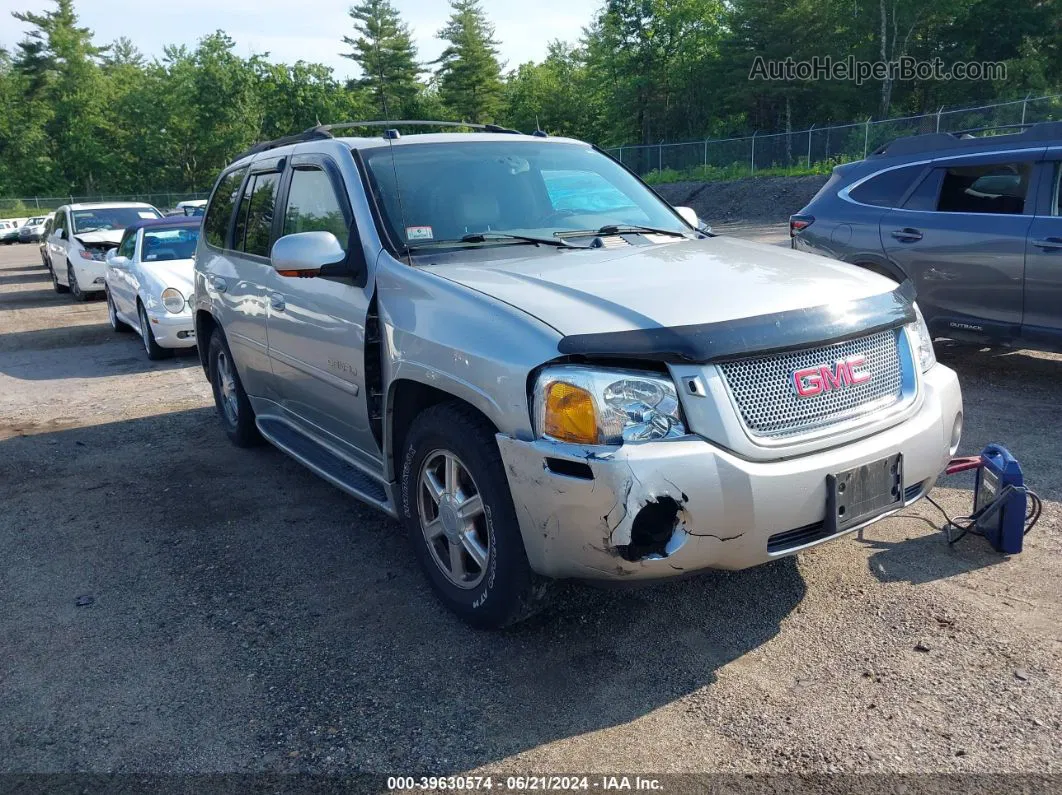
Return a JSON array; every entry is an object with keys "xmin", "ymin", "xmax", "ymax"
[{"xmin": 838, "ymin": 146, "xmax": 1047, "ymax": 210}]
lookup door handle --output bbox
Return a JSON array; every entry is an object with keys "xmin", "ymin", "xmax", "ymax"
[
  {"xmin": 210, "ymin": 276, "xmax": 227, "ymax": 293},
  {"xmin": 891, "ymin": 228, "xmax": 923, "ymax": 242},
  {"xmin": 1032, "ymin": 237, "xmax": 1062, "ymax": 251},
  {"xmin": 269, "ymin": 292, "xmax": 286, "ymax": 312}
]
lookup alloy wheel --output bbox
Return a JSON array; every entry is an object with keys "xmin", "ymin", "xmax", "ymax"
[
  {"xmin": 417, "ymin": 449, "xmax": 489, "ymax": 589},
  {"xmin": 215, "ymin": 349, "xmax": 239, "ymax": 426}
]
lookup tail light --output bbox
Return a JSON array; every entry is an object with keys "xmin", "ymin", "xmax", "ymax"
[{"xmin": 790, "ymin": 214, "xmax": 814, "ymax": 236}]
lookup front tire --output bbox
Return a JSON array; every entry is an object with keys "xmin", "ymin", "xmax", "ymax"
[
  {"xmin": 68, "ymin": 264, "xmax": 89, "ymax": 301},
  {"xmin": 52, "ymin": 265, "xmax": 69, "ymax": 293},
  {"xmin": 207, "ymin": 330, "xmax": 261, "ymax": 447},
  {"xmin": 399, "ymin": 402, "xmax": 552, "ymax": 629},
  {"xmin": 138, "ymin": 303, "xmax": 170, "ymax": 360},
  {"xmin": 107, "ymin": 291, "xmax": 131, "ymax": 332}
]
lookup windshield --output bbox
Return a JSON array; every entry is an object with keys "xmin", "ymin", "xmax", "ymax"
[
  {"xmin": 361, "ymin": 141, "xmax": 689, "ymax": 250},
  {"xmin": 27, "ymin": 217, "xmax": 45, "ymax": 225},
  {"xmin": 73, "ymin": 207, "xmax": 160, "ymax": 234},
  {"xmin": 141, "ymin": 227, "xmax": 200, "ymax": 262}
]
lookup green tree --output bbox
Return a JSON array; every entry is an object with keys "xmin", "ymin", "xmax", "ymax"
[
  {"xmin": 342, "ymin": 0, "xmax": 421, "ymax": 118},
  {"xmin": 435, "ymin": 0, "xmax": 504, "ymax": 122},
  {"xmin": 12, "ymin": 0, "xmax": 111, "ymax": 193}
]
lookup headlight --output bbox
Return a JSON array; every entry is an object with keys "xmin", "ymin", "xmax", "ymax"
[
  {"xmin": 907, "ymin": 303, "xmax": 936, "ymax": 373},
  {"xmin": 161, "ymin": 287, "xmax": 186, "ymax": 314},
  {"xmin": 79, "ymin": 249, "xmax": 108, "ymax": 261},
  {"xmin": 532, "ymin": 366, "xmax": 686, "ymax": 445}
]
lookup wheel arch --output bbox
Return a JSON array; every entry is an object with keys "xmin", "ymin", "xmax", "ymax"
[
  {"xmin": 194, "ymin": 309, "xmax": 221, "ymax": 376},
  {"xmin": 385, "ymin": 375, "xmax": 502, "ymax": 483}
]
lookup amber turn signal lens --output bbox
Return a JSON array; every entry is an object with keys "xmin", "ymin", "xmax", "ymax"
[{"xmin": 543, "ymin": 382, "xmax": 598, "ymax": 444}]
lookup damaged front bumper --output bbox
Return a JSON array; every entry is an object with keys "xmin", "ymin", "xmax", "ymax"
[{"xmin": 497, "ymin": 364, "xmax": 962, "ymax": 580}]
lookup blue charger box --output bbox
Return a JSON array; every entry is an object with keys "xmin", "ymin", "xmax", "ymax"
[{"xmin": 973, "ymin": 444, "xmax": 1026, "ymax": 554}]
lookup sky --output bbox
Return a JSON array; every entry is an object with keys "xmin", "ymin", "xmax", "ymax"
[{"xmin": 0, "ymin": 0, "xmax": 601, "ymax": 79}]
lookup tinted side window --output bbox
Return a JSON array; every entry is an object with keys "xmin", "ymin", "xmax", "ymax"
[
  {"xmin": 204, "ymin": 167, "xmax": 247, "ymax": 248},
  {"xmin": 903, "ymin": 170, "xmax": 944, "ymax": 211},
  {"xmin": 282, "ymin": 168, "xmax": 349, "ymax": 250},
  {"xmin": 849, "ymin": 165, "xmax": 924, "ymax": 207},
  {"xmin": 1051, "ymin": 164, "xmax": 1062, "ymax": 217},
  {"xmin": 117, "ymin": 232, "xmax": 136, "ymax": 259},
  {"xmin": 54, "ymin": 211, "xmax": 66, "ymax": 233},
  {"xmin": 240, "ymin": 172, "xmax": 280, "ymax": 257},
  {"xmin": 937, "ymin": 163, "xmax": 1031, "ymax": 214}
]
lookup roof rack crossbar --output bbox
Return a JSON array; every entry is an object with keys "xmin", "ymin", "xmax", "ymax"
[
  {"xmin": 230, "ymin": 119, "xmax": 527, "ymax": 164},
  {"xmin": 320, "ymin": 120, "xmax": 524, "ymax": 135}
]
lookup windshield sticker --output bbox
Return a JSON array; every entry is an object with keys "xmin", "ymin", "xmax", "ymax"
[
  {"xmin": 406, "ymin": 226, "xmax": 433, "ymax": 241},
  {"xmin": 138, "ymin": 211, "xmax": 157, "ymax": 219}
]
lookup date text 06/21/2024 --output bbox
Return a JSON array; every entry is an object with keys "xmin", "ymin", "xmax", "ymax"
[{"xmin": 386, "ymin": 776, "xmax": 664, "ymax": 791}]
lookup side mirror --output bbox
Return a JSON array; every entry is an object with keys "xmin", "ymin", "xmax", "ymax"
[
  {"xmin": 674, "ymin": 206, "xmax": 700, "ymax": 228},
  {"xmin": 270, "ymin": 231, "xmax": 345, "ymax": 277}
]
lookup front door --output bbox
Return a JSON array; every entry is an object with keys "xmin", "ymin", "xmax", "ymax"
[
  {"xmin": 1023, "ymin": 158, "xmax": 1062, "ymax": 340},
  {"xmin": 880, "ymin": 151, "xmax": 1042, "ymax": 340},
  {"xmin": 265, "ymin": 155, "xmax": 379, "ymax": 464}
]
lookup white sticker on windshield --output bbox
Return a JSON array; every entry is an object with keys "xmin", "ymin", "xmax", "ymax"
[
  {"xmin": 138, "ymin": 211, "xmax": 157, "ymax": 219},
  {"xmin": 406, "ymin": 226, "xmax": 433, "ymax": 241}
]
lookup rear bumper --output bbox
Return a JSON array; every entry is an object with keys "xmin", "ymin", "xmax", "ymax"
[{"xmin": 497, "ymin": 364, "xmax": 962, "ymax": 581}]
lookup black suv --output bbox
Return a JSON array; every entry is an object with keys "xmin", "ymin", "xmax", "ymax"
[{"xmin": 791, "ymin": 122, "xmax": 1062, "ymax": 352}]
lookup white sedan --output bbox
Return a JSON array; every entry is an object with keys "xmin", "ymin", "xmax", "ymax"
[{"xmin": 105, "ymin": 218, "xmax": 200, "ymax": 360}]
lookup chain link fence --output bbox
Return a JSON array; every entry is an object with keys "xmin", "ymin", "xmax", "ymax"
[
  {"xmin": 607, "ymin": 93, "xmax": 1062, "ymax": 179},
  {"xmin": 0, "ymin": 191, "xmax": 210, "ymax": 217}
]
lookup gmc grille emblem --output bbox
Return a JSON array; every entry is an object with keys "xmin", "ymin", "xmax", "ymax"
[{"xmin": 792, "ymin": 355, "xmax": 872, "ymax": 398}]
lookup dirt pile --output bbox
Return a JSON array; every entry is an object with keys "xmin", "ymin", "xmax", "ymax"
[{"xmin": 654, "ymin": 174, "xmax": 830, "ymax": 227}]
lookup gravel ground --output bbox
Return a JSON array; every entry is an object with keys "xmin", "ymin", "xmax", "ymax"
[{"xmin": 1, "ymin": 241, "xmax": 1061, "ymax": 778}]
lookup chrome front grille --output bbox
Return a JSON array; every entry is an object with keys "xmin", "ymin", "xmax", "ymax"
[{"xmin": 718, "ymin": 329, "xmax": 906, "ymax": 440}]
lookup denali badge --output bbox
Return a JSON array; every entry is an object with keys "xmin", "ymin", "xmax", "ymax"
[{"xmin": 792, "ymin": 355, "xmax": 871, "ymax": 398}]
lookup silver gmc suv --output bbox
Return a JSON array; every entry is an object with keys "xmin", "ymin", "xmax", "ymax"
[{"xmin": 193, "ymin": 123, "xmax": 964, "ymax": 628}]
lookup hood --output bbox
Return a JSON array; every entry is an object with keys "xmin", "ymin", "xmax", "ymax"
[
  {"xmin": 74, "ymin": 229, "xmax": 125, "ymax": 246},
  {"xmin": 141, "ymin": 258, "xmax": 195, "ymax": 296},
  {"xmin": 420, "ymin": 236, "xmax": 900, "ymax": 337}
]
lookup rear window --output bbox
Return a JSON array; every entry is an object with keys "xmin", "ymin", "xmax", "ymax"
[{"xmin": 849, "ymin": 165, "xmax": 925, "ymax": 207}]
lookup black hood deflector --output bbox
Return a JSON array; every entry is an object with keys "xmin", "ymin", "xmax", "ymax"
[{"xmin": 556, "ymin": 280, "xmax": 917, "ymax": 364}]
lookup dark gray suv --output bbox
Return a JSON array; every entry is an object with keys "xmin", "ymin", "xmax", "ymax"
[{"xmin": 791, "ymin": 122, "xmax": 1062, "ymax": 352}]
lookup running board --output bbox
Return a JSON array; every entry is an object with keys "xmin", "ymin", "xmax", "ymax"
[{"xmin": 257, "ymin": 417, "xmax": 396, "ymax": 517}]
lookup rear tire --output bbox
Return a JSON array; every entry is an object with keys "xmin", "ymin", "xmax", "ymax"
[
  {"xmin": 399, "ymin": 402, "xmax": 553, "ymax": 629},
  {"xmin": 207, "ymin": 330, "xmax": 261, "ymax": 447}
]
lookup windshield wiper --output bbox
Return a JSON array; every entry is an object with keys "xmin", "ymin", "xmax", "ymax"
[
  {"xmin": 557, "ymin": 224, "xmax": 689, "ymax": 239},
  {"xmin": 407, "ymin": 232, "xmax": 577, "ymax": 250}
]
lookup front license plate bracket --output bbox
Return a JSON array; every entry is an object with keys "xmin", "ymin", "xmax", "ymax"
[{"xmin": 826, "ymin": 453, "xmax": 903, "ymax": 534}]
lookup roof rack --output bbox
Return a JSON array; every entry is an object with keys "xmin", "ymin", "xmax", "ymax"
[
  {"xmin": 230, "ymin": 119, "xmax": 525, "ymax": 162},
  {"xmin": 873, "ymin": 120, "xmax": 1062, "ymax": 158}
]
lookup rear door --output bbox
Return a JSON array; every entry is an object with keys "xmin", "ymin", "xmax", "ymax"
[
  {"xmin": 199, "ymin": 164, "xmax": 274, "ymax": 396},
  {"xmin": 265, "ymin": 153, "xmax": 379, "ymax": 463},
  {"xmin": 881, "ymin": 150, "xmax": 1043, "ymax": 339},
  {"xmin": 1023, "ymin": 155, "xmax": 1062, "ymax": 341}
]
